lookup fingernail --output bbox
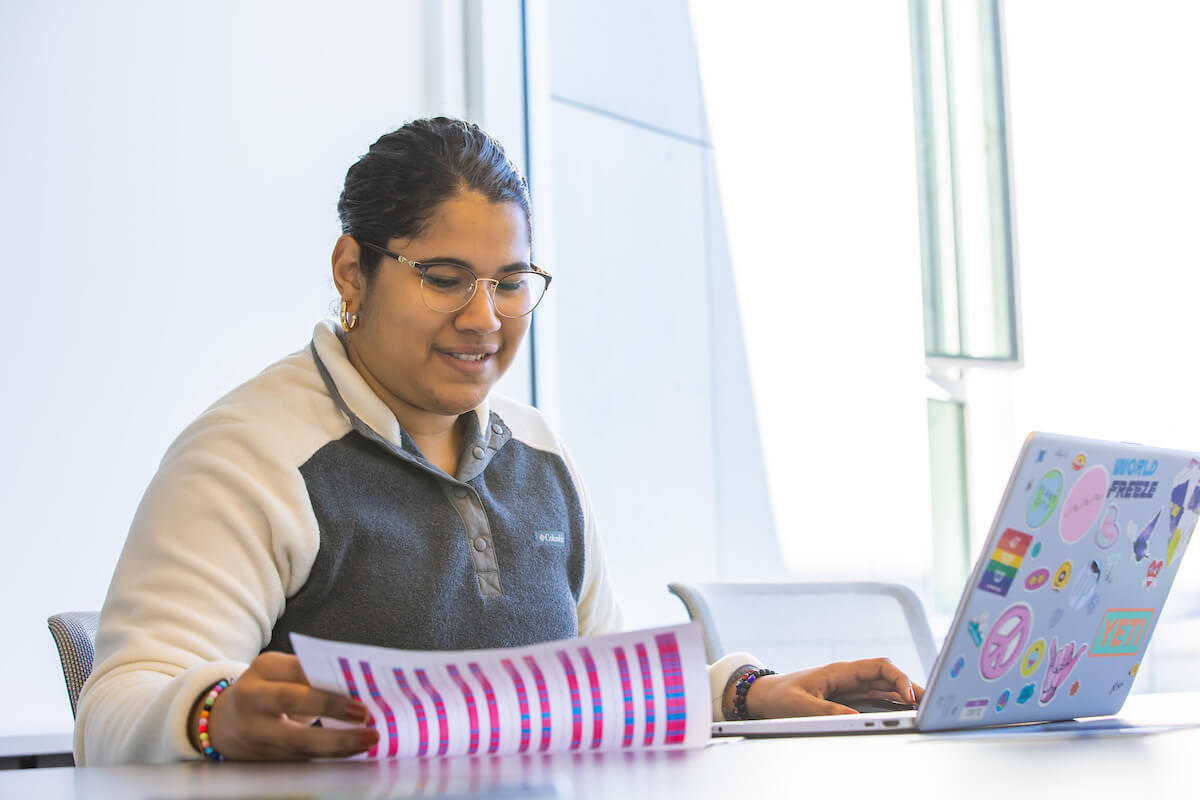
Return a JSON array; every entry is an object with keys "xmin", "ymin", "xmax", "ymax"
[
  {"xmin": 360, "ymin": 729, "xmax": 379, "ymax": 747},
  {"xmin": 909, "ymin": 682, "xmax": 916, "ymax": 702},
  {"xmin": 346, "ymin": 701, "xmax": 368, "ymax": 722}
]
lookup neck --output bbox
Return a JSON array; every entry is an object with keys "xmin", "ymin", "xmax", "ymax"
[{"xmin": 342, "ymin": 336, "xmax": 468, "ymax": 476}]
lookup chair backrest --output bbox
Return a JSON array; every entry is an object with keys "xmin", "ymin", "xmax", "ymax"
[
  {"xmin": 668, "ymin": 581, "xmax": 938, "ymax": 683},
  {"xmin": 47, "ymin": 611, "xmax": 101, "ymax": 718}
]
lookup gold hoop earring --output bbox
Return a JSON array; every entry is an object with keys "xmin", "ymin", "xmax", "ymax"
[{"xmin": 339, "ymin": 299, "xmax": 359, "ymax": 331}]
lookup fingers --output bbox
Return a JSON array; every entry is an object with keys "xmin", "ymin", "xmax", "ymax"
[
  {"xmin": 836, "ymin": 658, "xmax": 920, "ymax": 703},
  {"xmin": 206, "ymin": 652, "xmax": 380, "ymax": 760},
  {"xmin": 264, "ymin": 718, "xmax": 380, "ymax": 760},
  {"xmin": 240, "ymin": 653, "xmax": 369, "ymax": 723}
]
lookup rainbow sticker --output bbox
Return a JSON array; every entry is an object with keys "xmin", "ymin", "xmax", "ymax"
[{"xmin": 978, "ymin": 529, "xmax": 1034, "ymax": 597}]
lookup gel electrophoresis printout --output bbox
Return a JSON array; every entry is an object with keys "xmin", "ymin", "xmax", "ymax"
[{"xmin": 292, "ymin": 623, "xmax": 711, "ymax": 759}]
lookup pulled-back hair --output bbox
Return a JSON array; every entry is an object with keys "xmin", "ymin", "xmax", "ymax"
[{"xmin": 337, "ymin": 117, "xmax": 531, "ymax": 279}]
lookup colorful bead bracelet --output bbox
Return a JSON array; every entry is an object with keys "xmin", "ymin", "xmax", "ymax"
[{"xmin": 198, "ymin": 678, "xmax": 231, "ymax": 761}]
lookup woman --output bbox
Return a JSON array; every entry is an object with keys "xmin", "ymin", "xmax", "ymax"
[{"xmin": 75, "ymin": 117, "xmax": 921, "ymax": 765}]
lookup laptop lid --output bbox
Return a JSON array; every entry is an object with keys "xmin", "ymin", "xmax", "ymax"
[
  {"xmin": 916, "ymin": 432, "xmax": 1200, "ymax": 731},
  {"xmin": 713, "ymin": 432, "xmax": 1198, "ymax": 738}
]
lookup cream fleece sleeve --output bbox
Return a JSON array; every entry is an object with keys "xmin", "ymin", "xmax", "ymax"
[{"xmin": 75, "ymin": 367, "xmax": 334, "ymax": 765}]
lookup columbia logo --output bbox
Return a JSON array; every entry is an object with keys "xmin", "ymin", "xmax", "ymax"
[{"xmin": 536, "ymin": 530, "xmax": 565, "ymax": 544}]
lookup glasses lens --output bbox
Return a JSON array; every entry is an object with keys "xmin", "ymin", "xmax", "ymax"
[
  {"xmin": 493, "ymin": 271, "xmax": 549, "ymax": 317},
  {"xmin": 420, "ymin": 264, "xmax": 477, "ymax": 312}
]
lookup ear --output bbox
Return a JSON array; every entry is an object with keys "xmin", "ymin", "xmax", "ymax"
[{"xmin": 332, "ymin": 235, "xmax": 366, "ymax": 310}]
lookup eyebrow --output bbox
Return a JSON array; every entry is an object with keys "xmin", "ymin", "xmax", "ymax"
[{"xmin": 419, "ymin": 256, "xmax": 531, "ymax": 274}]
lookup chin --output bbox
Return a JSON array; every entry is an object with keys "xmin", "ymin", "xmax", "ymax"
[{"xmin": 430, "ymin": 388, "xmax": 491, "ymax": 416}]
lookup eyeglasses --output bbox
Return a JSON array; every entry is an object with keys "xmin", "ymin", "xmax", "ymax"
[{"xmin": 361, "ymin": 242, "xmax": 552, "ymax": 318}]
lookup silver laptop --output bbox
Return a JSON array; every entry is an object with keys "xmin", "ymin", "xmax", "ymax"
[{"xmin": 715, "ymin": 432, "xmax": 1200, "ymax": 736}]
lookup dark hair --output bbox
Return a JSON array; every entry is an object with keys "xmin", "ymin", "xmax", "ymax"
[{"xmin": 337, "ymin": 117, "xmax": 531, "ymax": 280}]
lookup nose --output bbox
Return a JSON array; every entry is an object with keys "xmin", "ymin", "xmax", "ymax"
[{"xmin": 455, "ymin": 280, "xmax": 502, "ymax": 334}]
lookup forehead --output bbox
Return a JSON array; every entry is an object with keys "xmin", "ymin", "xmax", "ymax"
[{"xmin": 398, "ymin": 192, "xmax": 530, "ymax": 262}]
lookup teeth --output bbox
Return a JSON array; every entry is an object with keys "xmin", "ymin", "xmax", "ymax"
[{"xmin": 450, "ymin": 353, "xmax": 487, "ymax": 362}]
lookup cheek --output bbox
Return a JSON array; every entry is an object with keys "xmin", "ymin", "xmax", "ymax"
[{"xmin": 502, "ymin": 319, "xmax": 531, "ymax": 353}]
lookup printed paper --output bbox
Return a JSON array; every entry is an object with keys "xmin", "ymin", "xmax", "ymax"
[{"xmin": 292, "ymin": 622, "xmax": 710, "ymax": 759}]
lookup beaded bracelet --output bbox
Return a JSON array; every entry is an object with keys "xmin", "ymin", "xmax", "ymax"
[
  {"xmin": 731, "ymin": 668, "xmax": 776, "ymax": 721},
  {"xmin": 197, "ymin": 678, "xmax": 231, "ymax": 761}
]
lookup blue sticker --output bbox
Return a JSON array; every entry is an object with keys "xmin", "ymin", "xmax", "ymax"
[
  {"xmin": 950, "ymin": 656, "xmax": 965, "ymax": 678},
  {"xmin": 1017, "ymin": 683, "xmax": 1035, "ymax": 704},
  {"xmin": 995, "ymin": 689, "xmax": 1010, "ymax": 712}
]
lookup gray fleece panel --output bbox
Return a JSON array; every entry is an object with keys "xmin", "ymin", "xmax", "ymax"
[{"xmin": 264, "ymin": 426, "xmax": 586, "ymax": 654}]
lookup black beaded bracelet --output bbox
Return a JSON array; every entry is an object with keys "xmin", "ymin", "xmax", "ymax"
[{"xmin": 731, "ymin": 668, "xmax": 776, "ymax": 720}]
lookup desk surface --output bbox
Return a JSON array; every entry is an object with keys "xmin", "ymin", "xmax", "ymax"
[{"xmin": 5, "ymin": 692, "xmax": 1197, "ymax": 799}]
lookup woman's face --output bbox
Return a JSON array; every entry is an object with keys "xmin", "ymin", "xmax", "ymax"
[{"xmin": 337, "ymin": 191, "xmax": 532, "ymax": 426}]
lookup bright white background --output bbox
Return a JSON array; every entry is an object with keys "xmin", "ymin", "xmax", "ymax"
[{"xmin": 690, "ymin": 1, "xmax": 934, "ymax": 588}]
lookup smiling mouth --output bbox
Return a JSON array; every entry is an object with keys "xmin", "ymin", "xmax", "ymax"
[{"xmin": 448, "ymin": 353, "xmax": 489, "ymax": 362}]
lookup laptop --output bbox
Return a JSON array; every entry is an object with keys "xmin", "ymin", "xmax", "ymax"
[{"xmin": 714, "ymin": 432, "xmax": 1200, "ymax": 736}]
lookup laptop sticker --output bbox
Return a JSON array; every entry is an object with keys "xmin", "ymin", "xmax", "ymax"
[
  {"xmin": 1129, "ymin": 510, "xmax": 1161, "ymax": 562},
  {"xmin": 1020, "ymin": 639, "xmax": 1045, "ymax": 677},
  {"xmin": 980, "ymin": 602, "xmax": 1033, "ymax": 680},
  {"xmin": 1031, "ymin": 540, "xmax": 1042, "ymax": 558},
  {"xmin": 1039, "ymin": 638, "xmax": 1088, "ymax": 704},
  {"xmin": 1024, "ymin": 567, "xmax": 1050, "ymax": 591},
  {"xmin": 960, "ymin": 698, "xmax": 988, "ymax": 722},
  {"xmin": 950, "ymin": 656, "xmax": 965, "ymax": 677},
  {"xmin": 1096, "ymin": 505, "xmax": 1121, "ymax": 549},
  {"xmin": 1091, "ymin": 608, "xmax": 1155, "ymax": 657},
  {"xmin": 1068, "ymin": 560, "xmax": 1101, "ymax": 609},
  {"xmin": 1017, "ymin": 683, "xmax": 1036, "ymax": 703},
  {"xmin": 977, "ymin": 529, "xmax": 1033, "ymax": 597},
  {"xmin": 1069, "ymin": 680, "xmax": 1081, "ymax": 697},
  {"xmin": 1102, "ymin": 554, "xmax": 1120, "ymax": 583},
  {"xmin": 1165, "ymin": 460, "xmax": 1200, "ymax": 566},
  {"xmin": 1052, "ymin": 561, "xmax": 1072, "ymax": 591},
  {"xmin": 995, "ymin": 689, "xmax": 1010, "ymax": 711},
  {"xmin": 967, "ymin": 613, "xmax": 988, "ymax": 646},
  {"xmin": 1072, "ymin": 453, "xmax": 1086, "ymax": 471},
  {"xmin": 1144, "ymin": 559, "xmax": 1164, "ymax": 588},
  {"xmin": 1061, "ymin": 466, "xmax": 1108, "ymax": 544},
  {"xmin": 1027, "ymin": 470, "xmax": 1064, "ymax": 529}
]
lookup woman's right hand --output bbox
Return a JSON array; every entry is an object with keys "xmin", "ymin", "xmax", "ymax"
[{"xmin": 188, "ymin": 651, "xmax": 379, "ymax": 760}]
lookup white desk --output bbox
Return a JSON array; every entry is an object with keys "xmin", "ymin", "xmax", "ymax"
[{"xmin": 3, "ymin": 692, "xmax": 1196, "ymax": 798}]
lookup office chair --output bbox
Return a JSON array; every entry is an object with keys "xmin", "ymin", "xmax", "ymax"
[
  {"xmin": 668, "ymin": 581, "xmax": 938, "ymax": 682},
  {"xmin": 47, "ymin": 611, "xmax": 101, "ymax": 718}
]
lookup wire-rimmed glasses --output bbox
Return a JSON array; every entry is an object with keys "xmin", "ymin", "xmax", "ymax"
[{"xmin": 361, "ymin": 242, "xmax": 552, "ymax": 318}]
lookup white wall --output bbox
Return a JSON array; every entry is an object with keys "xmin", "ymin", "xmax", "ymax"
[
  {"xmin": 532, "ymin": 0, "xmax": 781, "ymax": 631},
  {"xmin": 0, "ymin": 0, "xmax": 462, "ymax": 735},
  {"xmin": 690, "ymin": 1, "xmax": 933, "ymax": 588}
]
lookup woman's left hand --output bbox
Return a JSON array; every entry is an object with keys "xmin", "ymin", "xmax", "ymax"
[{"xmin": 741, "ymin": 658, "xmax": 925, "ymax": 718}]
